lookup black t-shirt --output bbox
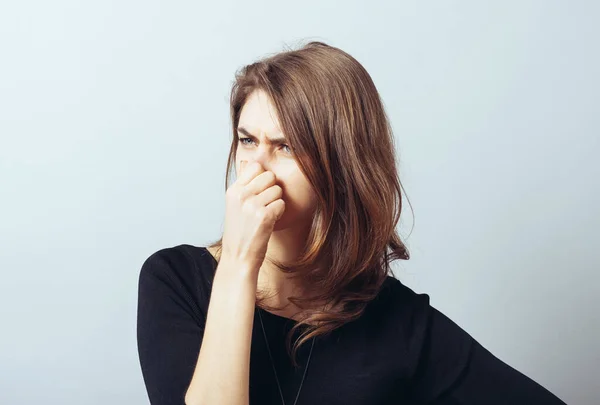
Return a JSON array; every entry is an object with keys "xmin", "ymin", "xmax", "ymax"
[{"xmin": 136, "ymin": 244, "xmax": 566, "ymax": 404}]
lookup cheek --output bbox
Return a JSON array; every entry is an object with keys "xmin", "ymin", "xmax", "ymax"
[{"xmin": 280, "ymin": 177, "xmax": 316, "ymax": 209}]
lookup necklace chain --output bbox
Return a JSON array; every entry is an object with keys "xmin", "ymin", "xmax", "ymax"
[{"xmin": 257, "ymin": 307, "xmax": 315, "ymax": 405}]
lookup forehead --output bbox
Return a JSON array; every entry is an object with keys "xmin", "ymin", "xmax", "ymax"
[{"xmin": 238, "ymin": 90, "xmax": 282, "ymax": 136}]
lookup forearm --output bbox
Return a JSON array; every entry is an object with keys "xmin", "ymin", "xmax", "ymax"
[{"xmin": 184, "ymin": 257, "xmax": 258, "ymax": 405}]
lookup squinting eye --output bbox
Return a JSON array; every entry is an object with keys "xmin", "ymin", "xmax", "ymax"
[{"xmin": 239, "ymin": 137, "xmax": 293, "ymax": 155}]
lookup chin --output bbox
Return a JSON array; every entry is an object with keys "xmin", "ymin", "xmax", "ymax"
[
  {"xmin": 272, "ymin": 217, "xmax": 289, "ymax": 232},
  {"xmin": 272, "ymin": 211, "xmax": 312, "ymax": 233}
]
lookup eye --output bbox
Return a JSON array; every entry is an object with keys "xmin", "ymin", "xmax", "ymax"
[{"xmin": 239, "ymin": 137, "xmax": 293, "ymax": 155}]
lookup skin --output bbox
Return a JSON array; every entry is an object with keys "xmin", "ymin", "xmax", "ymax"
[{"xmin": 209, "ymin": 89, "xmax": 319, "ymax": 319}]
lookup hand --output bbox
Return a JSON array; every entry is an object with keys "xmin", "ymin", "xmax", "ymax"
[{"xmin": 220, "ymin": 160, "xmax": 285, "ymax": 275}]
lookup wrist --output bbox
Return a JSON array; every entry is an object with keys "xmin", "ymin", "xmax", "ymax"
[{"xmin": 215, "ymin": 254, "xmax": 259, "ymax": 285}]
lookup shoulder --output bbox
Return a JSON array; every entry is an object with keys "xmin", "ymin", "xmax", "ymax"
[
  {"xmin": 138, "ymin": 244, "xmax": 217, "ymax": 305},
  {"xmin": 379, "ymin": 275, "xmax": 472, "ymax": 344},
  {"xmin": 359, "ymin": 276, "xmax": 432, "ymax": 355},
  {"xmin": 379, "ymin": 277, "xmax": 474, "ymax": 397},
  {"xmin": 372, "ymin": 275, "xmax": 432, "ymax": 326},
  {"xmin": 370, "ymin": 276, "xmax": 470, "ymax": 364},
  {"xmin": 380, "ymin": 275, "xmax": 429, "ymax": 304},
  {"xmin": 140, "ymin": 243, "xmax": 214, "ymax": 277}
]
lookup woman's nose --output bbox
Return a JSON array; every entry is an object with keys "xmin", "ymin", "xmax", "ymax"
[{"xmin": 251, "ymin": 146, "xmax": 273, "ymax": 171}]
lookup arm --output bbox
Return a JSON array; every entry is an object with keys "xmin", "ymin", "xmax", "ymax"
[
  {"xmin": 183, "ymin": 255, "xmax": 258, "ymax": 405},
  {"xmin": 406, "ymin": 305, "xmax": 568, "ymax": 404},
  {"xmin": 136, "ymin": 251, "xmax": 258, "ymax": 405}
]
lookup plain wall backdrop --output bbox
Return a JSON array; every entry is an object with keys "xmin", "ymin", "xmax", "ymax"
[{"xmin": 1, "ymin": 1, "xmax": 598, "ymax": 404}]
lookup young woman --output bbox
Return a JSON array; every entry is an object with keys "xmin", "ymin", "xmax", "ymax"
[{"xmin": 137, "ymin": 41, "xmax": 566, "ymax": 405}]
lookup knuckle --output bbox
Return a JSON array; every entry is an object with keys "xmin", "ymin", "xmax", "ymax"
[
  {"xmin": 265, "ymin": 171, "xmax": 276, "ymax": 182},
  {"xmin": 243, "ymin": 199, "xmax": 257, "ymax": 213},
  {"xmin": 256, "ymin": 208, "xmax": 267, "ymax": 220},
  {"xmin": 238, "ymin": 187, "xmax": 250, "ymax": 201},
  {"xmin": 264, "ymin": 210, "xmax": 275, "ymax": 222}
]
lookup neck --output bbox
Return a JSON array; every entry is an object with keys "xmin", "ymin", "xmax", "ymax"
[{"xmin": 257, "ymin": 222, "xmax": 312, "ymax": 311}]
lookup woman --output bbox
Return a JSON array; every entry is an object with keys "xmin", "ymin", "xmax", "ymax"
[{"xmin": 137, "ymin": 41, "xmax": 566, "ymax": 404}]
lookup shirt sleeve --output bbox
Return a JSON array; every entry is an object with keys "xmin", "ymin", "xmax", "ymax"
[
  {"xmin": 136, "ymin": 249, "xmax": 206, "ymax": 405},
  {"xmin": 406, "ymin": 303, "xmax": 567, "ymax": 404}
]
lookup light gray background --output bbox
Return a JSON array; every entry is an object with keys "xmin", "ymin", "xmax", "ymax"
[{"xmin": 1, "ymin": 1, "xmax": 597, "ymax": 404}]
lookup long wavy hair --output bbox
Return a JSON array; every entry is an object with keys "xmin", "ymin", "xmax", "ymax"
[{"xmin": 206, "ymin": 40, "xmax": 414, "ymax": 368}]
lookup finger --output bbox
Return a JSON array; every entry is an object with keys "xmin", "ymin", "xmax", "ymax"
[
  {"xmin": 237, "ymin": 160, "xmax": 256, "ymax": 186},
  {"xmin": 238, "ymin": 160, "xmax": 265, "ymax": 186}
]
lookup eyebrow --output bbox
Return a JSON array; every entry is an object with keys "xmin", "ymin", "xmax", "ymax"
[{"xmin": 237, "ymin": 126, "xmax": 288, "ymax": 145}]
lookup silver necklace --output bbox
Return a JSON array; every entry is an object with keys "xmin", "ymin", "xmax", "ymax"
[{"xmin": 257, "ymin": 307, "xmax": 315, "ymax": 405}]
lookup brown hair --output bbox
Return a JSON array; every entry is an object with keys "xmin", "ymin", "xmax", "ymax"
[{"xmin": 207, "ymin": 40, "xmax": 413, "ymax": 368}]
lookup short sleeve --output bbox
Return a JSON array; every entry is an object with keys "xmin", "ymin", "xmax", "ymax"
[
  {"xmin": 136, "ymin": 249, "xmax": 207, "ymax": 405},
  {"xmin": 406, "ymin": 304, "xmax": 567, "ymax": 404}
]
